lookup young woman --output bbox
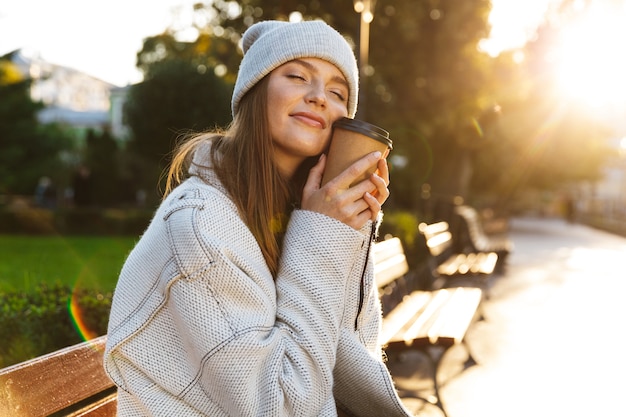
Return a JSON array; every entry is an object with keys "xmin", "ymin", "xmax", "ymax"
[{"xmin": 104, "ymin": 20, "xmax": 413, "ymax": 417}]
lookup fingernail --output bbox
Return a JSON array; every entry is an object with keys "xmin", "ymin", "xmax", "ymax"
[{"xmin": 373, "ymin": 151, "xmax": 382, "ymax": 158}]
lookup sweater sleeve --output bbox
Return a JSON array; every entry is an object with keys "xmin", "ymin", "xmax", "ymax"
[{"xmin": 183, "ymin": 209, "xmax": 369, "ymax": 416}]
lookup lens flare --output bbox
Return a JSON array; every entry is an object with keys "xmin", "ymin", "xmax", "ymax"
[{"xmin": 68, "ymin": 288, "xmax": 99, "ymax": 342}]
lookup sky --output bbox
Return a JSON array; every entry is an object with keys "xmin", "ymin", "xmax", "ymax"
[
  {"xmin": 0, "ymin": 0, "xmax": 556, "ymax": 87},
  {"xmin": 0, "ymin": 0, "xmax": 200, "ymax": 86}
]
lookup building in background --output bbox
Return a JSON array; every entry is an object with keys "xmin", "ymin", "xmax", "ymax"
[
  {"xmin": 7, "ymin": 49, "xmax": 130, "ymax": 141},
  {"xmin": 577, "ymin": 137, "xmax": 626, "ymax": 221},
  {"xmin": 109, "ymin": 85, "xmax": 130, "ymax": 140}
]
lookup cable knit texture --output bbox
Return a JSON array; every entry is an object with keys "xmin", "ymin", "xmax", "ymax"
[{"xmin": 103, "ymin": 144, "xmax": 412, "ymax": 416}]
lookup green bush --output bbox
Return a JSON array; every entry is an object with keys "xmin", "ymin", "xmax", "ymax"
[
  {"xmin": 380, "ymin": 211, "xmax": 420, "ymax": 247},
  {"xmin": 0, "ymin": 207, "xmax": 153, "ymax": 235},
  {"xmin": 379, "ymin": 210, "xmax": 428, "ymax": 264},
  {"xmin": 0, "ymin": 282, "xmax": 112, "ymax": 368}
]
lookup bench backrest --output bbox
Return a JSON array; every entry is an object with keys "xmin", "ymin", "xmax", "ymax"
[
  {"xmin": 418, "ymin": 221, "xmax": 454, "ymax": 258},
  {"xmin": 454, "ymin": 205, "xmax": 489, "ymax": 249},
  {"xmin": 0, "ymin": 335, "xmax": 116, "ymax": 417},
  {"xmin": 373, "ymin": 237, "xmax": 409, "ymax": 289},
  {"xmin": 373, "ymin": 237, "xmax": 413, "ymax": 315}
]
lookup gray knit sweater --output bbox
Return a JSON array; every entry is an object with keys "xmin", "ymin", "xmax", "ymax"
[{"xmin": 104, "ymin": 145, "xmax": 412, "ymax": 416}]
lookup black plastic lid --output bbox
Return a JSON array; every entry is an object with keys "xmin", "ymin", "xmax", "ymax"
[{"xmin": 333, "ymin": 117, "xmax": 392, "ymax": 149}]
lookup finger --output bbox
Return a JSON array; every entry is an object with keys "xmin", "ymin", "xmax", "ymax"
[
  {"xmin": 370, "ymin": 173, "xmax": 390, "ymax": 205},
  {"xmin": 363, "ymin": 191, "xmax": 381, "ymax": 221},
  {"xmin": 303, "ymin": 154, "xmax": 326, "ymax": 192},
  {"xmin": 376, "ymin": 157, "xmax": 390, "ymax": 186},
  {"xmin": 346, "ymin": 192, "xmax": 379, "ymax": 222},
  {"xmin": 325, "ymin": 189, "xmax": 373, "ymax": 226},
  {"xmin": 301, "ymin": 154, "xmax": 327, "ymax": 207},
  {"xmin": 344, "ymin": 204, "xmax": 374, "ymax": 230},
  {"xmin": 330, "ymin": 151, "xmax": 382, "ymax": 190}
]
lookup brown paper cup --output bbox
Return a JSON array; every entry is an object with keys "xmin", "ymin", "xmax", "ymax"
[{"xmin": 321, "ymin": 118, "xmax": 392, "ymax": 187}]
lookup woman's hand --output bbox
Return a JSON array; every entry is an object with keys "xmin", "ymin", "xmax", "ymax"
[{"xmin": 301, "ymin": 151, "xmax": 390, "ymax": 230}]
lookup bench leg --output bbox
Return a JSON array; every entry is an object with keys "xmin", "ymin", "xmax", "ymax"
[
  {"xmin": 461, "ymin": 339, "xmax": 478, "ymax": 369},
  {"xmin": 426, "ymin": 346, "xmax": 451, "ymax": 417},
  {"xmin": 395, "ymin": 342, "xmax": 479, "ymax": 417},
  {"xmin": 394, "ymin": 346, "xmax": 450, "ymax": 417}
]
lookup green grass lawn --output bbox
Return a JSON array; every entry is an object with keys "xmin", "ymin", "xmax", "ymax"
[{"xmin": 0, "ymin": 235, "xmax": 138, "ymax": 293}]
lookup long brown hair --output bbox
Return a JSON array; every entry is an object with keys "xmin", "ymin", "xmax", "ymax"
[{"xmin": 164, "ymin": 76, "xmax": 312, "ymax": 276}]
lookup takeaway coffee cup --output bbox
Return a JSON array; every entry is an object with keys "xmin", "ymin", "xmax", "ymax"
[{"xmin": 321, "ymin": 117, "xmax": 392, "ymax": 187}]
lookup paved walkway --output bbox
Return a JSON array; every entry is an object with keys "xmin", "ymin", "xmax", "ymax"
[{"xmin": 388, "ymin": 216, "xmax": 626, "ymax": 417}]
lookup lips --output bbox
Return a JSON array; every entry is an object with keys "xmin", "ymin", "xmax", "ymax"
[{"xmin": 291, "ymin": 112, "xmax": 326, "ymax": 129}]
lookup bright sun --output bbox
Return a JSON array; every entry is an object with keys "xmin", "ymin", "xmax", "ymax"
[{"xmin": 552, "ymin": 3, "xmax": 626, "ymax": 110}]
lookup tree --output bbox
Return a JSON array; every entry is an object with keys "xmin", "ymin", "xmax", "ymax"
[
  {"xmin": 0, "ymin": 54, "xmax": 74, "ymax": 196},
  {"xmin": 134, "ymin": 0, "xmax": 618, "ymax": 218},
  {"xmin": 82, "ymin": 128, "xmax": 124, "ymax": 206},
  {"xmin": 128, "ymin": 1, "xmax": 496, "ymax": 211},
  {"xmin": 125, "ymin": 54, "xmax": 233, "ymax": 201},
  {"xmin": 361, "ymin": 0, "xmax": 494, "ymax": 211}
]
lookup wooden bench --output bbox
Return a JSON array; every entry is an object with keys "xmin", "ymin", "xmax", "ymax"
[
  {"xmin": 0, "ymin": 335, "xmax": 116, "ymax": 417},
  {"xmin": 374, "ymin": 237, "xmax": 483, "ymax": 417},
  {"xmin": 454, "ymin": 204, "xmax": 513, "ymax": 261},
  {"xmin": 418, "ymin": 220, "xmax": 498, "ymax": 290}
]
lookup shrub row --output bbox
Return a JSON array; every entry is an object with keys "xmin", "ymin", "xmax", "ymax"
[
  {"xmin": 0, "ymin": 283, "xmax": 112, "ymax": 368},
  {"xmin": 0, "ymin": 207, "xmax": 152, "ymax": 235}
]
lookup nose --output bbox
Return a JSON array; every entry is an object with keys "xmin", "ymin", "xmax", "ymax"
[{"xmin": 305, "ymin": 82, "xmax": 327, "ymax": 107}]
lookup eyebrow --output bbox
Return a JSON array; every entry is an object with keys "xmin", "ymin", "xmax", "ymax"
[{"xmin": 290, "ymin": 59, "xmax": 350, "ymax": 89}]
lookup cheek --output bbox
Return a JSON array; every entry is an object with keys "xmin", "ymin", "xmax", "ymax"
[
  {"xmin": 267, "ymin": 112, "xmax": 283, "ymax": 141},
  {"xmin": 267, "ymin": 79, "xmax": 293, "ymax": 111},
  {"xmin": 330, "ymin": 101, "xmax": 349, "ymax": 119},
  {"xmin": 329, "ymin": 103, "xmax": 349, "ymax": 126},
  {"xmin": 322, "ymin": 133, "xmax": 333, "ymax": 152}
]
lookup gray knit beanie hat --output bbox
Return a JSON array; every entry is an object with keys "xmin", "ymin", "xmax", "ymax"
[{"xmin": 231, "ymin": 20, "xmax": 359, "ymax": 118}]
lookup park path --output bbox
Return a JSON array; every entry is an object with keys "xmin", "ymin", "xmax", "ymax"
[{"xmin": 388, "ymin": 216, "xmax": 626, "ymax": 417}]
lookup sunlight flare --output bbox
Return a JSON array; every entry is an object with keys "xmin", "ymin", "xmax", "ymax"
[{"xmin": 553, "ymin": 4, "xmax": 626, "ymax": 109}]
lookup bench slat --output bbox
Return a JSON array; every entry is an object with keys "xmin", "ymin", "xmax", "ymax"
[
  {"xmin": 428, "ymin": 287, "xmax": 482, "ymax": 346},
  {"xmin": 420, "ymin": 220, "xmax": 498, "ymax": 283},
  {"xmin": 400, "ymin": 289, "xmax": 453, "ymax": 345},
  {"xmin": 419, "ymin": 221, "xmax": 449, "ymax": 235},
  {"xmin": 374, "ymin": 253, "xmax": 410, "ymax": 288},
  {"xmin": 437, "ymin": 252, "xmax": 497, "ymax": 276},
  {"xmin": 0, "ymin": 335, "xmax": 113, "ymax": 417},
  {"xmin": 381, "ymin": 287, "xmax": 481, "ymax": 350},
  {"xmin": 379, "ymin": 290, "xmax": 433, "ymax": 344},
  {"xmin": 68, "ymin": 392, "xmax": 117, "ymax": 417},
  {"xmin": 425, "ymin": 231, "xmax": 453, "ymax": 257},
  {"xmin": 373, "ymin": 237, "xmax": 410, "ymax": 289}
]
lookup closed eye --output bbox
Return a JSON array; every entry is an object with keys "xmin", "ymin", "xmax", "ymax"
[
  {"xmin": 331, "ymin": 90, "xmax": 347, "ymax": 102},
  {"xmin": 287, "ymin": 74, "xmax": 307, "ymax": 81}
]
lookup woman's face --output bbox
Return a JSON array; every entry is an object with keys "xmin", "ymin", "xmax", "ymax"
[{"xmin": 266, "ymin": 57, "xmax": 350, "ymax": 178}]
